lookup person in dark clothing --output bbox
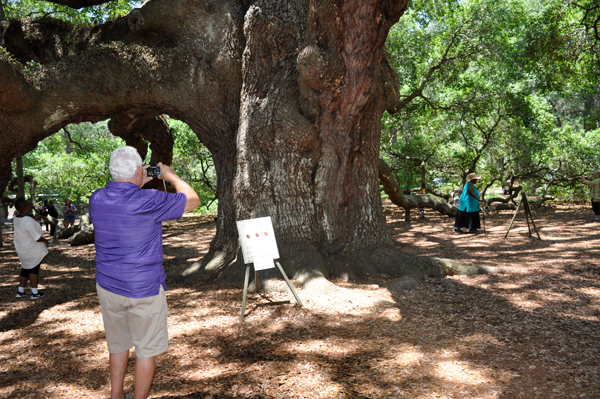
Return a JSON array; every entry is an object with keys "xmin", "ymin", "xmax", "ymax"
[
  {"xmin": 47, "ymin": 200, "xmax": 59, "ymax": 236},
  {"xmin": 40, "ymin": 200, "xmax": 50, "ymax": 231}
]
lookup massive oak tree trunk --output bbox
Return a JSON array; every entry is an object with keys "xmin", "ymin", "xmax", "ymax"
[{"xmin": 1, "ymin": 0, "xmax": 448, "ymax": 289}]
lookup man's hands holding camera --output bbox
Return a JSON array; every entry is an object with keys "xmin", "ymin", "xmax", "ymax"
[
  {"xmin": 155, "ymin": 162, "xmax": 179, "ymax": 183},
  {"xmin": 141, "ymin": 162, "xmax": 200, "ymax": 212},
  {"xmin": 142, "ymin": 163, "xmax": 182, "ymax": 187}
]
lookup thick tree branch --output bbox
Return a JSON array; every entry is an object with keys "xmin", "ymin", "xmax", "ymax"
[
  {"xmin": 0, "ymin": 0, "xmax": 244, "ymax": 185},
  {"xmin": 379, "ymin": 158, "xmax": 457, "ymax": 218},
  {"xmin": 0, "ymin": 0, "xmax": 245, "ymax": 271}
]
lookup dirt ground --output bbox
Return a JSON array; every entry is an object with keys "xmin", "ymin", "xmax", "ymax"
[{"xmin": 1, "ymin": 201, "xmax": 599, "ymax": 399}]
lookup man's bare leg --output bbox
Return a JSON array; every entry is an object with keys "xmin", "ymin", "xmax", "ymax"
[
  {"xmin": 133, "ymin": 356, "xmax": 156, "ymax": 399},
  {"xmin": 109, "ymin": 350, "xmax": 129, "ymax": 399}
]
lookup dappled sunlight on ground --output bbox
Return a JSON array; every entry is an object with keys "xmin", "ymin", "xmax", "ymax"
[{"xmin": 0, "ymin": 206, "xmax": 598, "ymax": 398}]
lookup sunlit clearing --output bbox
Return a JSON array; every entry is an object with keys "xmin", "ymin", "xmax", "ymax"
[
  {"xmin": 434, "ymin": 359, "xmax": 491, "ymax": 385},
  {"xmin": 40, "ymin": 304, "xmax": 103, "ymax": 337},
  {"xmin": 284, "ymin": 339, "xmax": 362, "ymax": 356},
  {"xmin": 376, "ymin": 344, "xmax": 425, "ymax": 368}
]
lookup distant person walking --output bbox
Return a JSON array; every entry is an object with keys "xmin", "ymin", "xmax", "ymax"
[
  {"xmin": 454, "ymin": 173, "xmax": 483, "ymax": 234},
  {"xmin": 582, "ymin": 171, "xmax": 600, "ymax": 222},
  {"xmin": 13, "ymin": 197, "xmax": 48, "ymax": 299},
  {"xmin": 62, "ymin": 199, "xmax": 77, "ymax": 228}
]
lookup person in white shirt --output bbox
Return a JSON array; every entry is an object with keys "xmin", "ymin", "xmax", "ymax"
[
  {"xmin": 582, "ymin": 171, "xmax": 600, "ymax": 222},
  {"xmin": 13, "ymin": 197, "xmax": 49, "ymax": 299}
]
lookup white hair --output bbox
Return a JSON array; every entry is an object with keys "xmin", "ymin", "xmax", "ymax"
[{"xmin": 109, "ymin": 146, "xmax": 143, "ymax": 180}]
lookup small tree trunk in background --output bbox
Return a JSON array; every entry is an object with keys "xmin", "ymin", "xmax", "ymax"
[
  {"xmin": 16, "ymin": 157, "xmax": 25, "ymax": 199},
  {"xmin": 63, "ymin": 127, "xmax": 73, "ymax": 154}
]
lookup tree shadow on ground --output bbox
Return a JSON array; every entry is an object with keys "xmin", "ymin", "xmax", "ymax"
[
  {"xmin": 154, "ymin": 268, "xmax": 599, "ymax": 399},
  {"xmin": 0, "ymin": 245, "xmax": 98, "ymax": 332},
  {"xmin": 1, "ymin": 211, "xmax": 599, "ymax": 398}
]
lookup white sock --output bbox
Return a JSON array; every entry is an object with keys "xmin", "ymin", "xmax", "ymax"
[
  {"xmin": 18, "ymin": 287, "xmax": 25, "ymax": 293},
  {"xmin": 31, "ymin": 288, "xmax": 38, "ymax": 295}
]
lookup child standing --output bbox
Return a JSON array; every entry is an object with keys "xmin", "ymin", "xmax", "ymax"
[{"xmin": 13, "ymin": 197, "xmax": 48, "ymax": 299}]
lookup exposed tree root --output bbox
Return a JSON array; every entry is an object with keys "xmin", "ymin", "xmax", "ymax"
[
  {"xmin": 69, "ymin": 214, "xmax": 94, "ymax": 246},
  {"xmin": 54, "ymin": 221, "xmax": 80, "ymax": 240},
  {"xmin": 180, "ymin": 247, "xmax": 238, "ymax": 283},
  {"xmin": 198, "ymin": 238, "xmax": 495, "ymax": 310}
]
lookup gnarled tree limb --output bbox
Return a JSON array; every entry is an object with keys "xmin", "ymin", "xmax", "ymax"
[{"xmin": 379, "ymin": 158, "xmax": 457, "ymax": 219}]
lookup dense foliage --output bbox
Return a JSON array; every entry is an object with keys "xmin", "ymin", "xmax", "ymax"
[
  {"xmin": 169, "ymin": 119, "xmax": 218, "ymax": 214},
  {"xmin": 382, "ymin": 0, "xmax": 600, "ymax": 200},
  {"xmin": 1, "ymin": 0, "xmax": 141, "ymax": 23},
  {"xmin": 6, "ymin": 119, "xmax": 219, "ymax": 214},
  {"xmin": 9, "ymin": 122, "xmax": 125, "ymax": 209}
]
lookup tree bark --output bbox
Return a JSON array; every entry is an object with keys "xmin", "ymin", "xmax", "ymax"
[
  {"xmin": 298, "ymin": 0, "xmax": 408, "ymax": 279},
  {"xmin": 216, "ymin": 0, "xmax": 447, "ymax": 287},
  {"xmin": 16, "ymin": 157, "xmax": 25, "ymax": 198}
]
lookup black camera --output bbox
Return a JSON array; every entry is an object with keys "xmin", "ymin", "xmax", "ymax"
[{"xmin": 147, "ymin": 166, "xmax": 161, "ymax": 177}]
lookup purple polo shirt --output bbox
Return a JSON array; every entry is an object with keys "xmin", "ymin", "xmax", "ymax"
[{"xmin": 90, "ymin": 181, "xmax": 186, "ymax": 298}]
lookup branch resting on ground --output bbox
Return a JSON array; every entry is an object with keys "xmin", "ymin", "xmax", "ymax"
[{"xmin": 378, "ymin": 158, "xmax": 457, "ymax": 217}]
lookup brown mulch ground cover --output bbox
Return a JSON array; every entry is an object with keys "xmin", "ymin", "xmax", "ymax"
[{"xmin": 1, "ymin": 201, "xmax": 599, "ymax": 398}]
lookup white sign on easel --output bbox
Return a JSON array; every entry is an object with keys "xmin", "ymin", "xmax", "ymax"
[
  {"xmin": 236, "ymin": 216, "xmax": 279, "ymax": 270},
  {"xmin": 236, "ymin": 216, "xmax": 303, "ymax": 318}
]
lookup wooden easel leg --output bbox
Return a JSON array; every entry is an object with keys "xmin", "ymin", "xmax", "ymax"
[
  {"xmin": 504, "ymin": 200, "xmax": 523, "ymax": 239},
  {"xmin": 275, "ymin": 262, "xmax": 303, "ymax": 306},
  {"xmin": 524, "ymin": 208, "xmax": 532, "ymax": 237},
  {"xmin": 529, "ymin": 213, "xmax": 542, "ymax": 240},
  {"xmin": 241, "ymin": 264, "xmax": 252, "ymax": 319}
]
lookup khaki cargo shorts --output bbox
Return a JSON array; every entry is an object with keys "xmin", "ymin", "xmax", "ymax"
[{"xmin": 97, "ymin": 283, "xmax": 168, "ymax": 358}]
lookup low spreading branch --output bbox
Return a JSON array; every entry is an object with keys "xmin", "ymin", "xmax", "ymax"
[{"xmin": 379, "ymin": 158, "xmax": 457, "ymax": 220}]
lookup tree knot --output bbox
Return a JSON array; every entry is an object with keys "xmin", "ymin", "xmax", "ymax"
[{"xmin": 128, "ymin": 9, "xmax": 145, "ymax": 32}]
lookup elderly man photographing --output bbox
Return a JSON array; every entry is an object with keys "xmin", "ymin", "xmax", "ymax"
[{"xmin": 90, "ymin": 146, "xmax": 199, "ymax": 399}]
